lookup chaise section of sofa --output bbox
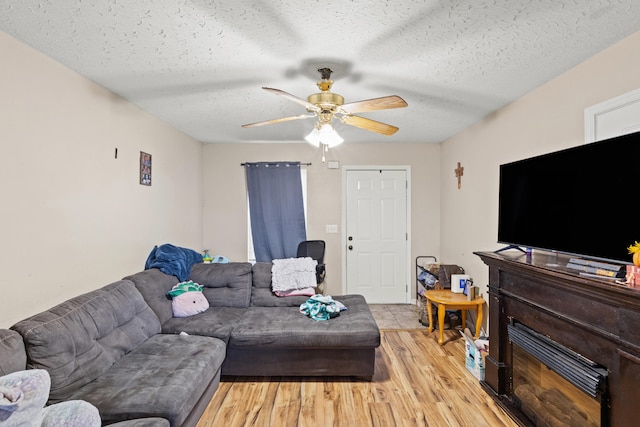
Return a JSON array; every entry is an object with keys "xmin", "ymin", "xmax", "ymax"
[
  {"xmin": 66, "ymin": 333, "xmax": 225, "ymax": 426},
  {"xmin": 224, "ymin": 294, "xmax": 380, "ymax": 379},
  {"xmin": 222, "ymin": 262, "xmax": 381, "ymax": 379},
  {"xmin": 1, "ymin": 329, "xmax": 170, "ymax": 427},
  {"xmin": 10, "ymin": 280, "xmax": 226, "ymax": 427}
]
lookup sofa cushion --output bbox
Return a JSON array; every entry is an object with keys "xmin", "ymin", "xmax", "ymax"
[
  {"xmin": 251, "ymin": 262, "xmax": 273, "ymax": 288},
  {"xmin": 230, "ymin": 294, "xmax": 380, "ymax": 349},
  {"xmin": 0, "ymin": 329, "xmax": 26, "ymax": 375},
  {"xmin": 160, "ymin": 307, "xmax": 247, "ymax": 342},
  {"xmin": 67, "ymin": 334, "xmax": 225, "ymax": 427},
  {"xmin": 124, "ymin": 269, "xmax": 181, "ymax": 325},
  {"xmin": 189, "ymin": 263, "xmax": 252, "ymax": 308},
  {"xmin": 250, "ymin": 262, "xmax": 309, "ymax": 307},
  {"xmin": 11, "ymin": 281, "xmax": 161, "ymax": 404},
  {"xmin": 250, "ymin": 288, "xmax": 310, "ymax": 307}
]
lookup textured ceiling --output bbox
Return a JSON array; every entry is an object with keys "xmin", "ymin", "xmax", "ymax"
[{"xmin": 1, "ymin": 0, "xmax": 639, "ymax": 144}]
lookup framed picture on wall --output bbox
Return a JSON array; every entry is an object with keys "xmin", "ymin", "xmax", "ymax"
[{"xmin": 140, "ymin": 151, "xmax": 152, "ymax": 186}]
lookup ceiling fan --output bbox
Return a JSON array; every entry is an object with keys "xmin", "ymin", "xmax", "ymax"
[{"xmin": 241, "ymin": 68, "xmax": 408, "ymax": 146}]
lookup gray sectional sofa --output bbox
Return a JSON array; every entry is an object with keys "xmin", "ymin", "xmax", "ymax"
[{"xmin": 1, "ymin": 262, "xmax": 380, "ymax": 426}]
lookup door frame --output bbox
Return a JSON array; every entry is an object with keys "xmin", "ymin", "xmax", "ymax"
[
  {"xmin": 584, "ymin": 87, "xmax": 640, "ymax": 142},
  {"xmin": 341, "ymin": 165, "xmax": 412, "ymax": 303}
]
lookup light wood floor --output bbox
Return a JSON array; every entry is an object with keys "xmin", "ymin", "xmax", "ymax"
[{"xmin": 196, "ymin": 325, "xmax": 518, "ymax": 427}]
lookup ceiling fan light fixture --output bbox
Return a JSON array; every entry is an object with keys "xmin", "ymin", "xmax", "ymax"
[
  {"xmin": 319, "ymin": 123, "xmax": 343, "ymax": 147},
  {"xmin": 304, "ymin": 126, "xmax": 321, "ymax": 147},
  {"xmin": 305, "ymin": 123, "xmax": 343, "ymax": 148}
]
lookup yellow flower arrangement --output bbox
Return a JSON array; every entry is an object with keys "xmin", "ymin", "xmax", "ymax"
[{"xmin": 628, "ymin": 241, "xmax": 640, "ymax": 267}]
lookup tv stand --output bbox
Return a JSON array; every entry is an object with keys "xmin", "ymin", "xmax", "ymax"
[{"xmin": 494, "ymin": 244, "xmax": 525, "ymax": 254}]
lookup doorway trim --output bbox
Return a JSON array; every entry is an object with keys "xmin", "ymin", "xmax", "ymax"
[
  {"xmin": 341, "ymin": 165, "xmax": 412, "ymax": 303},
  {"xmin": 584, "ymin": 87, "xmax": 640, "ymax": 142}
]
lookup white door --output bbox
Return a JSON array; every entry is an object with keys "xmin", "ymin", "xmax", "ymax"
[
  {"xmin": 585, "ymin": 88, "xmax": 640, "ymax": 142},
  {"xmin": 344, "ymin": 168, "xmax": 409, "ymax": 303}
]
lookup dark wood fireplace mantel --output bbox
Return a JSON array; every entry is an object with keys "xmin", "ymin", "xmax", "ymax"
[{"xmin": 476, "ymin": 250, "xmax": 640, "ymax": 427}]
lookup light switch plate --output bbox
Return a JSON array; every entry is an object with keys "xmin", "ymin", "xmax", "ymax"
[{"xmin": 326, "ymin": 224, "xmax": 338, "ymax": 233}]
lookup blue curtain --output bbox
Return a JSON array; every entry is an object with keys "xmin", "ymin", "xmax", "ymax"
[{"xmin": 245, "ymin": 162, "xmax": 307, "ymax": 262}]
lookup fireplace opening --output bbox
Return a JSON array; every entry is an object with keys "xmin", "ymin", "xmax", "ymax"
[{"xmin": 508, "ymin": 322, "xmax": 608, "ymax": 427}]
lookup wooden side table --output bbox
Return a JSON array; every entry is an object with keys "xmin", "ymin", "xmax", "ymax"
[{"xmin": 425, "ymin": 289, "xmax": 484, "ymax": 345}]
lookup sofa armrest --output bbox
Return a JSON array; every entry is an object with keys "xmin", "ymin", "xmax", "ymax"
[{"xmin": 0, "ymin": 329, "xmax": 27, "ymax": 375}]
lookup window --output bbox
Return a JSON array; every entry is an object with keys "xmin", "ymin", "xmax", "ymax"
[{"xmin": 247, "ymin": 167, "xmax": 307, "ymax": 263}]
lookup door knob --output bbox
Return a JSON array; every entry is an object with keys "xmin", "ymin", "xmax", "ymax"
[{"xmin": 348, "ymin": 245, "xmax": 353, "ymax": 250}]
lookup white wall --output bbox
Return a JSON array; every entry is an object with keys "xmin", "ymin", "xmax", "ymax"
[
  {"xmin": 0, "ymin": 32, "xmax": 204, "ymax": 327},
  {"xmin": 439, "ymin": 31, "xmax": 640, "ymax": 305},
  {"xmin": 202, "ymin": 142, "xmax": 440, "ymax": 297}
]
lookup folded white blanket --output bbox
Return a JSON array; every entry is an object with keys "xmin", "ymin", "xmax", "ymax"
[{"xmin": 272, "ymin": 257, "xmax": 318, "ymax": 292}]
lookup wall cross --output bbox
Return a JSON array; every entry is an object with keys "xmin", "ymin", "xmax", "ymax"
[{"xmin": 455, "ymin": 162, "xmax": 464, "ymax": 189}]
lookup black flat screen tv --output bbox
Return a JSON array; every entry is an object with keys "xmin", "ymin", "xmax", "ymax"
[{"xmin": 498, "ymin": 131, "xmax": 640, "ymax": 264}]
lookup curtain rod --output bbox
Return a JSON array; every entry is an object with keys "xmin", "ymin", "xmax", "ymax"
[{"xmin": 240, "ymin": 162, "xmax": 311, "ymax": 166}]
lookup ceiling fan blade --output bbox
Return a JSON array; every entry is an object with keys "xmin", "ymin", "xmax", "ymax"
[
  {"xmin": 262, "ymin": 87, "xmax": 320, "ymax": 112},
  {"xmin": 339, "ymin": 95, "xmax": 408, "ymax": 114},
  {"xmin": 241, "ymin": 113, "xmax": 316, "ymax": 128},
  {"xmin": 340, "ymin": 115, "xmax": 399, "ymax": 136}
]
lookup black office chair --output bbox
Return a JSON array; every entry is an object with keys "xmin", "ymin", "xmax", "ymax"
[{"xmin": 296, "ymin": 240, "xmax": 326, "ymax": 284}]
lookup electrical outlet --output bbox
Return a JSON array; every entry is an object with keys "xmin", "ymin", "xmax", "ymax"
[{"xmin": 326, "ymin": 224, "xmax": 338, "ymax": 233}]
